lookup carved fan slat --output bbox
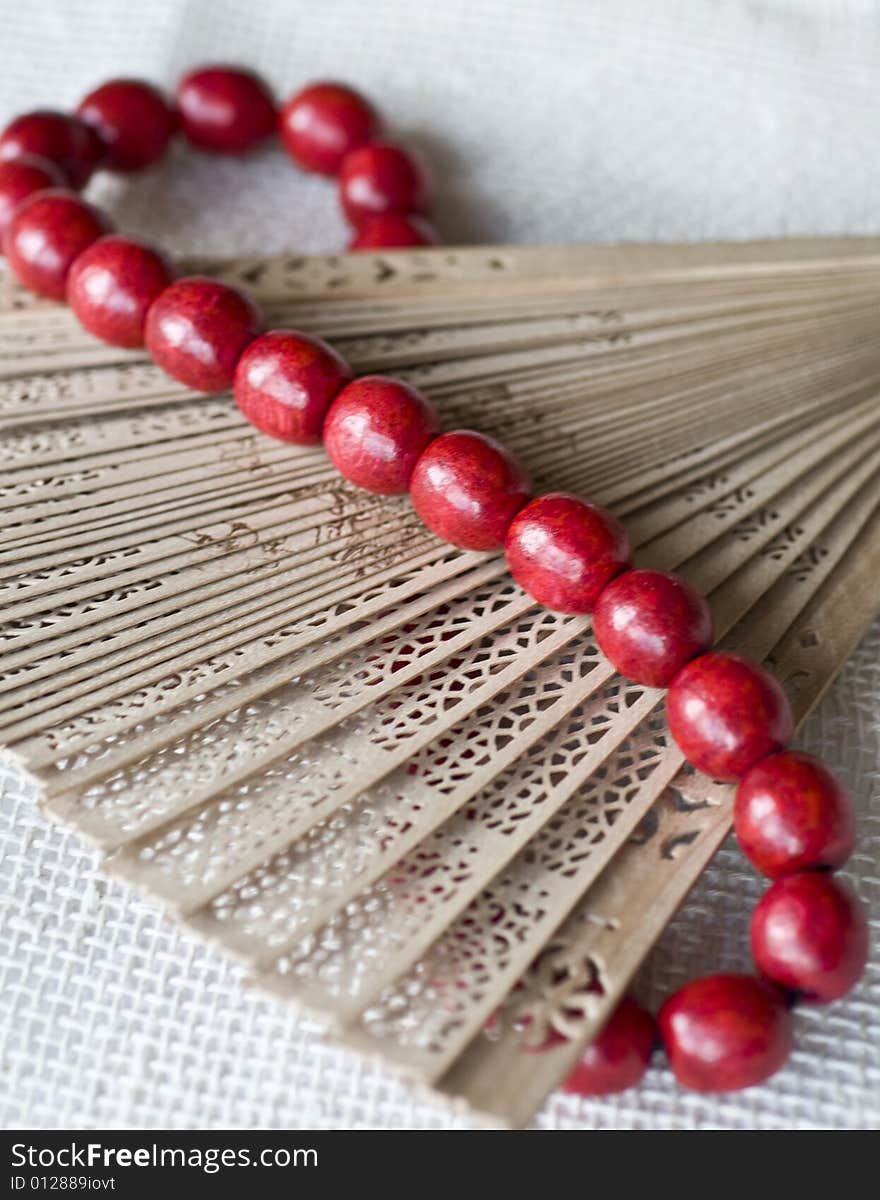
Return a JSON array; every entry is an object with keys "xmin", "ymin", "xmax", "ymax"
[{"xmin": 1, "ymin": 239, "xmax": 877, "ymax": 1128}]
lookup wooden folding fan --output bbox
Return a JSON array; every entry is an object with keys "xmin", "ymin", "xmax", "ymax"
[{"xmin": 1, "ymin": 237, "xmax": 878, "ymax": 1126}]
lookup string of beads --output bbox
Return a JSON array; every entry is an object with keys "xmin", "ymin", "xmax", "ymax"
[{"xmin": 0, "ymin": 66, "xmax": 868, "ymax": 1098}]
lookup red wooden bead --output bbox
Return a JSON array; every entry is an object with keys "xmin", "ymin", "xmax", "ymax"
[
  {"xmin": 349, "ymin": 213, "xmax": 440, "ymax": 250},
  {"xmin": 0, "ymin": 154, "xmax": 66, "ymax": 244},
  {"xmin": 410, "ymin": 430, "xmax": 531, "ymax": 551},
  {"xmin": 3, "ymin": 189, "xmax": 113, "ymax": 300},
  {"xmin": 734, "ymin": 751, "xmax": 856, "ymax": 878},
  {"xmin": 666, "ymin": 651, "xmax": 794, "ymax": 781},
  {"xmin": 751, "ymin": 872, "xmax": 868, "ymax": 1003},
  {"xmin": 68, "ymin": 235, "xmax": 174, "ymax": 348},
  {"xmin": 659, "ymin": 973, "xmax": 793, "ymax": 1092},
  {"xmin": 339, "ymin": 141, "xmax": 432, "ymax": 226},
  {"xmin": 562, "ymin": 997, "xmax": 656, "ymax": 1097},
  {"xmin": 505, "ymin": 493, "xmax": 631, "ymax": 614},
  {"xmin": 280, "ymin": 81, "xmax": 380, "ymax": 176},
  {"xmin": 77, "ymin": 79, "xmax": 176, "ymax": 172},
  {"xmin": 324, "ymin": 375, "xmax": 440, "ymax": 493},
  {"xmin": 176, "ymin": 65, "xmax": 276, "ymax": 154},
  {"xmin": 234, "ymin": 329, "xmax": 352, "ymax": 444},
  {"xmin": 145, "ymin": 276, "xmax": 263, "ymax": 392},
  {"xmin": 0, "ymin": 110, "xmax": 103, "ymax": 189},
  {"xmin": 593, "ymin": 568, "xmax": 714, "ymax": 687}
]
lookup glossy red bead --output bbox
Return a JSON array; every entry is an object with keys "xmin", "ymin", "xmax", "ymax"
[
  {"xmin": 734, "ymin": 751, "xmax": 856, "ymax": 877},
  {"xmin": 145, "ymin": 276, "xmax": 262, "ymax": 392},
  {"xmin": 562, "ymin": 997, "xmax": 656, "ymax": 1097},
  {"xmin": 410, "ymin": 430, "xmax": 531, "ymax": 551},
  {"xmin": 659, "ymin": 973, "xmax": 793, "ymax": 1092},
  {"xmin": 751, "ymin": 872, "xmax": 869, "ymax": 1002},
  {"xmin": 176, "ymin": 66, "xmax": 276, "ymax": 154},
  {"xmin": 666, "ymin": 651, "xmax": 794, "ymax": 781},
  {"xmin": 0, "ymin": 155, "xmax": 66, "ymax": 244},
  {"xmin": 339, "ymin": 141, "xmax": 432, "ymax": 226},
  {"xmin": 67, "ymin": 235, "xmax": 174, "ymax": 348},
  {"xmin": 349, "ymin": 213, "xmax": 440, "ymax": 250},
  {"xmin": 505, "ymin": 493, "xmax": 631, "ymax": 614},
  {"xmin": 280, "ymin": 81, "xmax": 380, "ymax": 176},
  {"xmin": 324, "ymin": 375, "xmax": 440, "ymax": 493},
  {"xmin": 3, "ymin": 189, "xmax": 113, "ymax": 300},
  {"xmin": 233, "ymin": 330, "xmax": 352, "ymax": 444},
  {"xmin": 77, "ymin": 79, "xmax": 176, "ymax": 171},
  {"xmin": 593, "ymin": 568, "xmax": 714, "ymax": 687},
  {"xmin": 0, "ymin": 110, "xmax": 103, "ymax": 189}
]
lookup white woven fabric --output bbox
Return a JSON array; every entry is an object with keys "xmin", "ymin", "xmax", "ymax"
[{"xmin": 1, "ymin": 0, "xmax": 878, "ymax": 1130}]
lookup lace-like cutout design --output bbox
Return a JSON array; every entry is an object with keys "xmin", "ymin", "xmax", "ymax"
[{"xmin": 1, "ymin": 242, "xmax": 878, "ymax": 1128}]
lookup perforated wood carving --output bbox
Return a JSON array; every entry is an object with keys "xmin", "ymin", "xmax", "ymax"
[{"xmin": 2, "ymin": 238, "xmax": 878, "ymax": 1126}]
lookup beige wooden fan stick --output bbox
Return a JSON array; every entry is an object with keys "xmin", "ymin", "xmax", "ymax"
[
  {"xmin": 522, "ymin": 330, "xmax": 880, "ymax": 450},
  {"xmin": 270, "ymin": 280, "xmax": 880, "ymax": 343},
  {"xmin": 40, "ymin": 560, "xmax": 508, "ymax": 840},
  {"xmin": 251, "ymin": 715, "xmax": 679, "ymax": 1026},
  {"xmin": 0, "ymin": 438, "xmax": 319, "ymax": 542},
  {"xmin": 392, "ymin": 308, "xmax": 874, "ymax": 402},
  {"xmin": 430, "ymin": 321, "xmax": 877, "ymax": 427},
  {"xmin": 8, "ymin": 291, "xmax": 857, "ymax": 381},
  {"xmin": 0, "ymin": 304, "xmax": 845, "ymax": 441},
  {"xmin": 338, "ymin": 296, "xmax": 880, "ymax": 376},
  {"xmin": 1, "ymin": 258, "xmax": 873, "ymax": 347},
  {"xmin": 1, "ymin": 417, "xmax": 257, "ymax": 487},
  {"xmin": 442, "ymin": 351, "xmax": 880, "ymax": 499},
  {"xmin": 574, "ymin": 370, "xmax": 880, "ymax": 513},
  {"xmin": 1, "ymin": 483, "xmax": 422, "ymax": 611},
  {"xmin": 3, "ymin": 238, "xmax": 880, "ymax": 324},
  {"xmin": 7, "ymin": 543, "xmax": 500, "ymax": 760},
  {"xmin": 0, "ymin": 482, "xmax": 421, "ymax": 614},
  {"xmin": 9, "ymin": 233, "xmax": 872, "ymax": 312},
  {"xmin": 443, "ymin": 345, "xmax": 879, "ymax": 489}
]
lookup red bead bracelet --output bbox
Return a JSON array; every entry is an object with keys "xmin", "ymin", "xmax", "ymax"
[
  {"xmin": 0, "ymin": 65, "xmax": 868, "ymax": 1102},
  {"xmin": 0, "ymin": 70, "xmax": 441, "ymax": 271}
]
